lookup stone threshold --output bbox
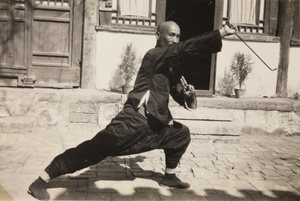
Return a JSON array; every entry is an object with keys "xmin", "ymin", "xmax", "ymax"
[
  {"xmin": 193, "ymin": 97, "xmax": 299, "ymax": 112},
  {"xmin": 0, "ymin": 87, "xmax": 299, "ymax": 112},
  {"xmin": 0, "ymin": 87, "xmax": 299, "ymax": 137}
]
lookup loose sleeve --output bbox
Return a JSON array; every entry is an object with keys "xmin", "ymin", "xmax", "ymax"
[{"xmin": 165, "ymin": 30, "xmax": 222, "ymax": 59}]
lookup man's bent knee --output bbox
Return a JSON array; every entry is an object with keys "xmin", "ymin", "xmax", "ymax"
[{"xmin": 175, "ymin": 122, "xmax": 191, "ymax": 145}]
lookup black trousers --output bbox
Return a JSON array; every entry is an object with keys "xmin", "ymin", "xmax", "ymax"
[{"xmin": 45, "ymin": 104, "xmax": 191, "ymax": 179}]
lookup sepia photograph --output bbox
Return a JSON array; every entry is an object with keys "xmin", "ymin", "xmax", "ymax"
[{"xmin": 0, "ymin": 0, "xmax": 299, "ymax": 200}]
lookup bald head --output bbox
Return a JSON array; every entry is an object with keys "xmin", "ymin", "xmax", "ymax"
[
  {"xmin": 156, "ymin": 21, "xmax": 181, "ymax": 47},
  {"xmin": 157, "ymin": 21, "xmax": 180, "ymax": 34}
]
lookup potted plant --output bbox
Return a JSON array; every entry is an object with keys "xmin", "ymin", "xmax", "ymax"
[
  {"xmin": 230, "ymin": 51, "xmax": 254, "ymax": 98},
  {"xmin": 217, "ymin": 67, "xmax": 235, "ymax": 97},
  {"xmin": 118, "ymin": 43, "xmax": 140, "ymax": 94}
]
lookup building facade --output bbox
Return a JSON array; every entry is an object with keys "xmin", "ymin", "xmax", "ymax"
[{"xmin": 0, "ymin": 0, "xmax": 299, "ymax": 97}]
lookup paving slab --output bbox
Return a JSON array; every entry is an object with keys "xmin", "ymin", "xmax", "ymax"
[{"xmin": 1, "ymin": 128, "xmax": 300, "ymax": 201}]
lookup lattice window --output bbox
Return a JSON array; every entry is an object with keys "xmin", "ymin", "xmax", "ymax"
[
  {"xmin": 99, "ymin": 0, "xmax": 157, "ymax": 27},
  {"xmin": 223, "ymin": 0, "xmax": 265, "ymax": 34},
  {"xmin": 35, "ymin": 0, "xmax": 70, "ymax": 7},
  {"xmin": 15, "ymin": 0, "xmax": 25, "ymax": 7}
]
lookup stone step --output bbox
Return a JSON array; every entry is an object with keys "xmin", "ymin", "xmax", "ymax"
[
  {"xmin": 175, "ymin": 119, "xmax": 240, "ymax": 136},
  {"xmin": 0, "ymin": 116, "xmax": 36, "ymax": 134},
  {"xmin": 169, "ymin": 105, "xmax": 233, "ymax": 121},
  {"xmin": 170, "ymin": 105, "xmax": 239, "ymax": 136}
]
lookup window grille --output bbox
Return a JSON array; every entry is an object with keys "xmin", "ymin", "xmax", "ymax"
[
  {"xmin": 15, "ymin": 0, "xmax": 25, "ymax": 7},
  {"xmin": 99, "ymin": 0, "xmax": 157, "ymax": 27},
  {"xmin": 35, "ymin": 0, "xmax": 70, "ymax": 7},
  {"xmin": 223, "ymin": 0, "xmax": 265, "ymax": 34}
]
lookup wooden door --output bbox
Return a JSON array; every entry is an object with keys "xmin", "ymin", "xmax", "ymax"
[
  {"xmin": 0, "ymin": 0, "xmax": 27, "ymax": 86},
  {"xmin": 0, "ymin": 0, "xmax": 83, "ymax": 88},
  {"xmin": 30, "ymin": 0, "xmax": 82, "ymax": 88}
]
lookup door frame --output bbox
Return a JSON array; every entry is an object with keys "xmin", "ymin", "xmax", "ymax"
[{"xmin": 164, "ymin": 0, "xmax": 224, "ymax": 96}]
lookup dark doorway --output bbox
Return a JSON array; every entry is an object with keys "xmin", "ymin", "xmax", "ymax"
[{"xmin": 166, "ymin": 0, "xmax": 215, "ymax": 91}]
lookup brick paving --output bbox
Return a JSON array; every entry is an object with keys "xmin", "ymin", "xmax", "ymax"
[{"xmin": 0, "ymin": 129, "xmax": 300, "ymax": 201}]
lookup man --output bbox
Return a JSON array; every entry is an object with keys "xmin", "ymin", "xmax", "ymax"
[{"xmin": 28, "ymin": 21, "xmax": 236, "ymax": 200}]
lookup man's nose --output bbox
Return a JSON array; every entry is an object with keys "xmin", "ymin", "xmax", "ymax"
[{"xmin": 172, "ymin": 37, "xmax": 179, "ymax": 44}]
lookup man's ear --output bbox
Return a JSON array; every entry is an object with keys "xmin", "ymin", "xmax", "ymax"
[{"xmin": 155, "ymin": 32, "xmax": 160, "ymax": 40}]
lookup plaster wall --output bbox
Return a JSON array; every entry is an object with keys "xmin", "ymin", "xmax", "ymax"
[
  {"xmin": 95, "ymin": 31, "xmax": 299, "ymax": 98},
  {"xmin": 288, "ymin": 47, "xmax": 300, "ymax": 97},
  {"xmin": 95, "ymin": 31, "xmax": 156, "ymax": 90},
  {"xmin": 216, "ymin": 40, "xmax": 280, "ymax": 97}
]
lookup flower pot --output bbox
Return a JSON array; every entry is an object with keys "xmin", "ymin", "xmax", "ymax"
[
  {"xmin": 121, "ymin": 85, "xmax": 133, "ymax": 94},
  {"xmin": 234, "ymin": 89, "xmax": 246, "ymax": 98}
]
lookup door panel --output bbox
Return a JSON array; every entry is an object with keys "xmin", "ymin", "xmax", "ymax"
[
  {"xmin": 13, "ymin": 21, "xmax": 26, "ymax": 68},
  {"xmin": 31, "ymin": 0, "xmax": 80, "ymax": 88},
  {"xmin": 32, "ymin": 20, "xmax": 70, "ymax": 66},
  {"xmin": 0, "ymin": 1, "xmax": 11, "ymax": 69},
  {"xmin": 0, "ymin": 21, "xmax": 8, "ymax": 67},
  {"xmin": 0, "ymin": 0, "xmax": 26, "ymax": 70}
]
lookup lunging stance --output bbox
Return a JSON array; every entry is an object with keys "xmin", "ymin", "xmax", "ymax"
[{"xmin": 28, "ymin": 21, "xmax": 236, "ymax": 200}]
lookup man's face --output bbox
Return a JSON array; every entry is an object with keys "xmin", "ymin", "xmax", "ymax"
[{"xmin": 157, "ymin": 23, "xmax": 181, "ymax": 47}]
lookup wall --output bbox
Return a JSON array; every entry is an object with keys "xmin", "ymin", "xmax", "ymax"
[
  {"xmin": 95, "ymin": 31, "xmax": 299, "ymax": 98},
  {"xmin": 95, "ymin": 31, "xmax": 156, "ymax": 90},
  {"xmin": 1, "ymin": 88, "xmax": 299, "ymax": 137},
  {"xmin": 216, "ymin": 40, "xmax": 300, "ymax": 98},
  {"xmin": 216, "ymin": 40, "xmax": 280, "ymax": 97},
  {"xmin": 288, "ymin": 47, "xmax": 300, "ymax": 97}
]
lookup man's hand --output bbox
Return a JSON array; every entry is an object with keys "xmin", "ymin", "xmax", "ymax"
[
  {"xmin": 180, "ymin": 76, "xmax": 195, "ymax": 97},
  {"xmin": 220, "ymin": 21, "xmax": 237, "ymax": 37},
  {"xmin": 180, "ymin": 76, "xmax": 197, "ymax": 110}
]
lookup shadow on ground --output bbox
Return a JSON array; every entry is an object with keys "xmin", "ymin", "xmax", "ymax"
[{"xmin": 45, "ymin": 156, "xmax": 300, "ymax": 201}]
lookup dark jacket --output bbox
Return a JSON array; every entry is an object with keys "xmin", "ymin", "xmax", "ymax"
[{"xmin": 125, "ymin": 30, "xmax": 222, "ymax": 125}]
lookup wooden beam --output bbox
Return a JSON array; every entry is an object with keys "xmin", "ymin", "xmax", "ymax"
[
  {"xmin": 264, "ymin": 0, "xmax": 279, "ymax": 35},
  {"xmin": 81, "ymin": 0, "xmax": 98, "ymax": 89},
  {"xmin": 276, "ymin": 0, "xmax": 294, "ymax": 97},
  {"xmin": 32, "ymin": 67, "xmax": 80, "ymax": 88},
  {"xmin": 156, "ymin": 0, "xmax": 166, "ymax": 25},
  {"xmin": 214, "ymin": 0, "xmax": 224, "ymax": 30},
  {"xmin": 25, "ymin": 0, "xmax": 33, "ymax": 78},
  {"xmin": 72, "ymin": 0, "xmax": 84, "ymax": 68},
  {"xmin": 292, "ymin": 0, "xmax": 300, "ymax": 42},
  {"xmin": 224, "ymin": 33, "xmax": 280, "ymax": 43}
]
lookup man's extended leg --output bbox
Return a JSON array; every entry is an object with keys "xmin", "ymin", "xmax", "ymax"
[{"xmin": 28, "ymin": 105, "xmax": 149, "ymax": 200}]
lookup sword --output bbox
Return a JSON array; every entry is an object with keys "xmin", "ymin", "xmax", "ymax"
[{"xmin": 226, "ymin": 21, "xmax": 277, "ymax": 71}]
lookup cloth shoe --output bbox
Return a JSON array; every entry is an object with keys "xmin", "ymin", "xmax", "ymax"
[
  {"xmin": 160, "ymin": 173, "xmax": 190, "ymax": 189},
  {"xmin": 27, "ymin": 177, "xmax": 50, "ymax": 200}
]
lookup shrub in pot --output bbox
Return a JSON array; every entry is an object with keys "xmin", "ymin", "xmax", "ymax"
[
  {"xmin": 230, "ymin": 51, "xmax": 253, "ymax": 98},
  {"xmin": 118, "ymin": 43, "xmax": 140, "ymax": 94},
  {"xmin": 217, "ymin": 67, "xmax": 235, "ymax": 97}
]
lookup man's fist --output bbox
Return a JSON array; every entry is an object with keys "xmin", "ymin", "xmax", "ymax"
[
  {"xmin": 220, "ymin": 21, "xmax": 237, "ymax": 37},
  {"xmin": 225, "ymin": 21, "xmax": 237, "ymax": 34}
]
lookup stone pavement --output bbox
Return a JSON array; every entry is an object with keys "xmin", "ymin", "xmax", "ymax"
[{"xmin": 0, "ymin": 126, "xmax": 300, "ymax": 201}]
